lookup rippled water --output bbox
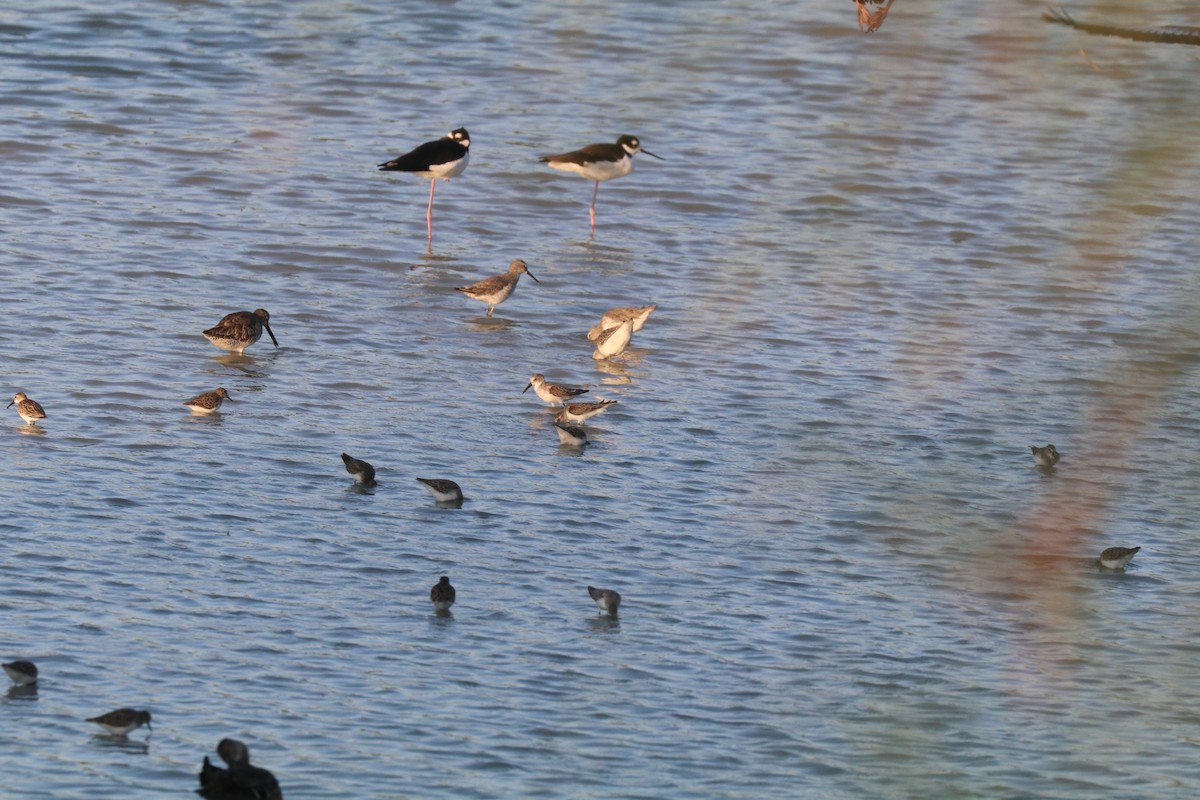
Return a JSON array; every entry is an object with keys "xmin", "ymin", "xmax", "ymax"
[{"xmin": 3, "ymin": 0, "xmax": 1200, "ymax": 797}]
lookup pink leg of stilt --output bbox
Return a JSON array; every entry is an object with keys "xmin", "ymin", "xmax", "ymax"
[
  {"xmin": 426, "ymin": 180, "xmax": 436, "ymax": 241},
  {"xmin": 589, "ymin": 180, "xmax": 599, "ymax": 235}
]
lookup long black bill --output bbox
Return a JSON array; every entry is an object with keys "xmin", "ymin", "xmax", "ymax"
[{"xmin": 264, "ymin": 323, "xmax": 279, "ymax": 347}]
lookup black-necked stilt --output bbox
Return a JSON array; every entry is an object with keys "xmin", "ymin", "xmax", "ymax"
[
  {"xmin": 378, "ymin": 127, "xmax": 470, "ymax": 245},
  {"xmin": 540, "ymin": 134, "xmax": 662, "ymax": 235}
]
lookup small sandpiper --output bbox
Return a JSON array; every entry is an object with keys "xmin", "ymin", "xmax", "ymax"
[
  {"xmin": 3, "ymin": 660, "xmax": 38, "ymax": 686},
  {"xmin": 198, "ymin": 738, "xmax": 282, "ymax": 800},
  {"xmin": 592, "ymin": 319, "xmax": 634, "ymax": 361},
  {"xmin": 430, "ymin": 576, "xmax": 456, "ymax": 611},
  {"xmin": 587, "ymin": 305, "xmax": 657, "ymax": 341},
  {"xmin": 523, "ymin": 373, "xmax": 589, "ymax": 405},
  {"xmin": 1030, "ymin": 444, "xmax": 1060, "ymax": 467},
  {"xmin": 554, "ymin": 422, "xmax": 589, "ymax": 447},
  {"xmin": 341, "ymin": 452, "xmax": 376, "ymax": 485},
  {"xmin": 7, "ymin": 392, "xmax": 46, "ymax": 425},
  {"xmin": 378, "ymin": 127, "xmax": 470, "ymax": 245},
  {"xmin": 456, "ymin": 259, "xmax": 540, "ymax": 317},
  {"xmin": 587, "ymin": 586, "xmax": 621, "ymax": 617},
  {"xmin": 556, "ymin": 399, "xmax": 617, "ymax": 424},
  {"xmin": 1098, "ymin": 546, "xmax": 1141, "ymax": 571},
  {"xmin": 183, "ymin": 387, "xmax": 232, "ymax": 414},
  {"xmin": 86, "ymin": 708, "xmax": 152, "ymax": 736},
  {"xmin": 203, "ymin": 309, "xmax": 278, "ymax": 354},
  {"xmin": 540, "ymin": 135, "xmax": 664, "ymax": 235},
  {"xmin": 416, "ymin": 477, "xmax": 464, "ymax": 504}
]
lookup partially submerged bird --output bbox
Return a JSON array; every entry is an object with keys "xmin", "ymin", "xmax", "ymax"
[
  {"xmin": 203, "ymin": 309, "xmax": 278, "ymax": 354},
  {"xmin": 592, "ymin": 319, "xmax": 634, "ymax": 361},
  {"xmin": 1030, "ymin": 444, "xmax": 1060, "ymax": 467},
  {"xmin": 183, "ymin": 387, "xmax": 232, "ymax": 414},
  {"xmin": 587, "ymin": 305, "xmax": 656, "ymax": 341},
  {"xmin": 556, "ymin": 399, "xmax": 618, "ymax": 424},
  {"xmin": 554, "ymin": 422, "xmax": 589, "ymax": 448},
  {"xmin": 416, "ymin": 477, "xmax": 464, "ymax": 504},
  {"xmin": 197, "ymin": 737, "xmax": 283, "ymax": 800},
  {"xmin": 456, "ymin": 259, "xmax": 540, "ymax": 317},
  {"xmin": 541, "ymin": 135, "xmax": 663, "ymax": 235},
  {"xmin": 86, "ymin": 708, "xmax": 152, "ymax": 736},
  {"xmin": 7, "ymin": 392, "xmax": 46, "ymax": 424},
  {"xmin": 430, "ymin": 576, "xmax": 456, "ymax": 611},
  {"xmin": 378, "ymin": 127, "xmax": 471, "ymax": 245},
  {"xmin": 2, "ymin": 660, "xmax": 37, "ymax": 686},
  {"xmin": 1098, "ymin": 546, "xmax": 1141, "ymax": 571},
  {"xmin": 523, "ymin": 373, "xmax": 589, "ymax": 405},
  {"xmin": 341, "ymin": 453, "xmax": 376, "ymax": 485},
  {"xmin": 587, "ymin": 586, "xmax": 621, "ymax": 617}
]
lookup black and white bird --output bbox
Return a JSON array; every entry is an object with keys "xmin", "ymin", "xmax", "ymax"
[
  {"xmin": 378, "ymin": 127, "xmax": 470, "ymax": 245},
  {"xmin": 540, "ymin": 134, "xmax": 662, "ymax": 235},
  {"xmin": 430, "ymin": 576, "xmax": 456, "ymax": 612},
  {"xmin": 197, "ymin": 738, "xmax": 283, "ymax": 800}
]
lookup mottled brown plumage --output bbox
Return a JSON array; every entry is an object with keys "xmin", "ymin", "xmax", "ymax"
[
  {"xmin": 203, "ymin": 309, "xmax": 278, "ymax": 353},
  {"xmin": 456, "ymin": 260, "xmax": 540, "ymax": 317},
  {"xmin": 183, "ymin": 387, "xmax": 232, "ymax": 414}
]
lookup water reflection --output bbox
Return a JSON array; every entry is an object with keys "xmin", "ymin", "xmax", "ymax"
[
  {"xmin": 588, "ymin": 616, "xmax": 621, "ymax": 633},
  {"xmin": 15, "ymin": 424, "xmax": 46, "ymax": 436},
  {"xmin": 89, "ymin": 734, "xmax": 150, "ymax": 755},
  {"xmin": 5, "ymin": 684, "xmax": 38, "ymax": 701},
  {"xmin": 465, "ymin": 316, "xmax": 516, "ymax": 333}
]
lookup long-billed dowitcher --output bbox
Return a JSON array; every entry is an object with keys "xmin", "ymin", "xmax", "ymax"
[
  {"xmin": 341, "ymin": 453, "xmax": 376, "ymax": 485},
  {"xmin": 86, "ymin": 708, "xmax": 152, "ymax": 736},
  {"xmin": 523, "ymin": 374, "xmax": 589, "ymax": 405},
  {"xmin": 556, "ymin": 399, "xmax": 617, "ymax": 424},
  {"xmin": 430, "ymin": 576, "xmax": 456, "ymax": 611},
  {"xmin": 197, "ymin": 738, "xmax": 282, "ymax": 800},
  {"xmin": 203, "ymin": 309, "xmax": 278, "ymax": 353},
  {"xmin": 554, "ymin": 422, "xmax": 589, "ymax": 447},
  {"xmin": 456, "ymin": 259, "xmax": 540, "ymax": 317},
  {"xmin": 416, "ymin": 477, "xmax": 464, "ymax": 504},
  {"xmin": 2, "ymin": 660, "xmax": 37, "ymax": 686},
  {"xmin": 183, "ymin": 387, "xmax": 232, "ymax": 414},
  {"xmin": 1098, "ymin": 546, "xmax": 1140, "ymax": 571},
  {"xmin": 587, "ymin": 586, "xmax": 621, "ymax": 617},
  {"xmin": 587, "ymin": 305, "xmax": 657, "ymax": 341},
  {"xmin": 1030, "ymin": 444, "xmax": 1060, "ymax": 467},
  {"xmin": 540, "ymin": 135, "xmax": 664, "ymax": 235},
  {"xmin": 378, "ymin": 127, "xmax": 470, "ymax": 245},
  {"xmin": 7, "ymin": 392, "xmax": 46, "ymax": 424},
  {"xmin": 592, "ymin": 319, "xmax": 634, "ymax": 360}
]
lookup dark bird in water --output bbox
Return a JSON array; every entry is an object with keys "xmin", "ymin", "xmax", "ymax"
[
  {"xmin": 416, "ymin": 477, "xmax": 464, "ymax": 505},
  {"xmin": 203, "ymin": 309, "xmax": 279, "ymax": 354},
  {"xmin": 430, "ymin": 576, "xmax": 456, "ymax": 611},
  {"xmin": 1030, "ymin": 444, "xmax": 1060, "ymax": 468},
  {"xmin": 1098, "ymin": 546, "xmax": 1141, "ymax": 571},
  {"xmin": 587, "ymin": 586, "xmax": 621, "ymax": 617},
  {"xmin": 86, "ymin": 708, "xmax": 152, "ymax": 736},
  {"xmin": 378, "ymin": 127, "xmax": 470, "ymax": 246},
  {"xmin": 197, "ymin": 738, "xmax": 283, "ymax": 800},
  {"xmin": 3, "ymin": 660, "xmax": 38, "ymax": 686},
  {"xmin": 341, "ymin": 453, "xmax": 376, "ymax": 485}
]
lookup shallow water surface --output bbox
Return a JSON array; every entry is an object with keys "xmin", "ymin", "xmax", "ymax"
[{"xmin": 2, "ymin": 1, "xmax": 1200, "ymax": 797}]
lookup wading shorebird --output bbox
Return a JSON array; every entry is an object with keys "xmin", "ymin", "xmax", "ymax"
[
  {"xmin": 1098, "ymin": 546, "xmax": 1141, "ymax": 571},
  {"xmin": 378, "ymin": 127, "xmax": 470, "ymax": 247},
  {"xmin": 556, "ymin": 400, "xmax": 618, "ymax": 424},
  {"xmin": 1030, "ymin": 444, "xmax": 1060, "ymax": 467},
  {"xmin": 202, "ymin": 309, "xmax": 278, "ymax": 354},
  {"xmin": 2, "ymin": 660, "xmax": 38, "ymax": 687},
  {"xmin": 523, "ymin": 374, "xmax": 589, "ymax": 406},
  {"xmin": 587, "ymin": 586, "xmax": 621, "ymax": 617},
  {"xmin": 540, "ymin": 134, "xmax": 663, "ymax": 235},
  {"xmin": 430, "ymin": 576, "xmax": 456, "ymax": 612},
  {"xmin": 183, "ymin": 387, "xmax": 232, "ymax": 414},
  {"xmin": 86, "ymin": 708, "xmax": 152, "ymax": 736},
  {"xmin": 456, "ymin": 259, "xmax": 540, "ymax": 317},
  {"xmin": 592, "ymin": 319, "xmax": 634, "ymax": 361},
  {"xmin": 554, "ymin": 422, "xmax": 589, "ymax": 448},
  {"xmin": 587, "ymin": 305, "xmax": 656, "ymax": 341},
  {"xmin": 197, "ymin": 738, "xmax": 282, "ymax": 800},
  {"xmin": 416, "ymin": 477, "xmax": 464, "ymax": 505},
  {"xmin": 7, "ymin": 392, "xmax": 46, "ymax": 425},
  {"xmin": 341, "ymin": 453, "xmax": 376, "ymax": 485}
]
